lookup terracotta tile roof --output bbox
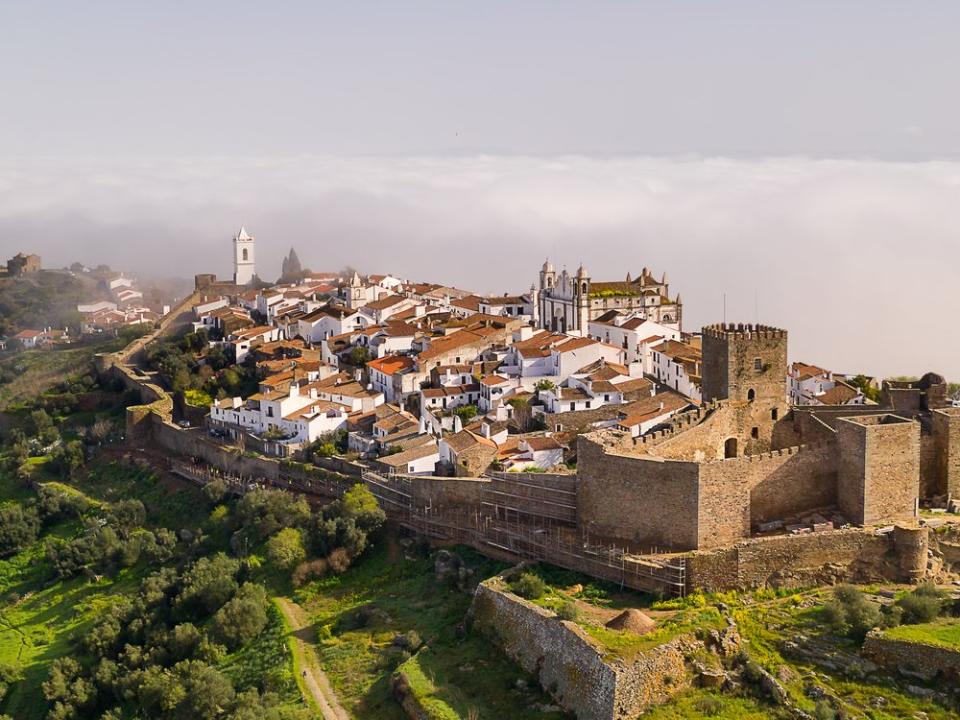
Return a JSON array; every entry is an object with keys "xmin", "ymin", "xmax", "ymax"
[
  {"xmin": 444, "ymin": 429, "xmax": 497, "ymax": 453},
  {"xmin": 364, "ymin": 295, "xmax": 406, "ymax": 311},
  {"xmin": 376, "ymin": 442, "xmax": 439, "ymax": 467},
  {"xmin": 522, "ymin": 436, "xmax": 564, "ymax": 451},
  {"xmin": 814, "ymin": 383, "xmax": 859, "ymax": 405},
  {"xmin": 480, "ymin": 374, "xmax": 511, "ymax": 386},
  {"xmin": 450, "ymin": 295, "xmax": 482, "ymax": 312},
  {"xmin": 367, "ymin": 355, "xmax": 416, "ymax": 375},
  {"xmin": 654, "ymin": 340, "xmax": 701, "ymax": 362},
  {"xmin": 617, "ymin": 391, "xmax": 691, "ymax": 428}
]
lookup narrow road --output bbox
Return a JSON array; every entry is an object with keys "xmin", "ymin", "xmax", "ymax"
[{"xmin": 275, "ymin": 597, "xmax": 351, "ymax": 720}]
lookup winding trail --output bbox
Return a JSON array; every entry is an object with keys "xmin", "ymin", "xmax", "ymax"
[{"xmin": 275, "ymin": 597, "xmax": 350, "ymax": 720}]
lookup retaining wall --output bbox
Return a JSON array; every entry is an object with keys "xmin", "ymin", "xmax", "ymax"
[
  {"xmin": 469, "ymin": 580, "xmax": 696, "ymax": 720},
  {"xmin": 684, "ymin": 527, "xmax": 919, "ymax": 592},
  {"xmin": 862, "ymin": 629, "xmax": 960, "ymax": 681}
]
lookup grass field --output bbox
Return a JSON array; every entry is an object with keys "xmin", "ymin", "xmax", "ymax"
[
  {"xmin": 297, "ymin": 543, "xmax": 563, "ymax": 720},
  {"xmin": 0, "ymin": 513, "xmax": 142, "ymax": 719},
  {"xmin": 642, "ymin": 688, "xmax": 785, "ymax": 719},
  {"xmin": 884, "ymin": 617, "xmax": 960, "ymax": 649}
]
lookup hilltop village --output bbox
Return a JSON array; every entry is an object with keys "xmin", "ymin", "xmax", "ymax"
[{"xmin": 97, "ymin": 227, "xmax": 960, "ymax": 602}]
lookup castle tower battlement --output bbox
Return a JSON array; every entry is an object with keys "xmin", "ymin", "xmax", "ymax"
[
  {"xmin": 702, "ymin": 323, "xmax": 788, "ymax": 341},
  {"xmin": 702, "ymin": 321, "xmax": 788, "ymax": 455}
]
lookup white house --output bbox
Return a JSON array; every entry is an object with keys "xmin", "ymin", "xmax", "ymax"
[
  {"xmin": 210, "ymin": 388, "xmax": 351, "ymax": 448},
  {"xmin": 502, "ymin": 331, "xmax": 624, "ymax": 384},
  {"xmin": 78, "ymin": 300, "xmax": 118, "ymax": 315},
  {"xmin": 651, "ymin": 340, "xmax": 702, "ymax": 403},
  {"xmin": 419, "ymin": 383, "xmax": 481, "ymax": 413},
  {"xmin": 366, "ymin": 355, "xmax": 418, "ymax": 405},
  {"xmin": 499, "ymin": 436, "xmax": 565, "ymax": 472},
  {"xmin": 13, "ymin": 329, "xmax": 42, "ymax": 348},
  {"xmin": 478, "ymin": 294, "xmax": 534, "ymax": 321},
  {"xmin": 587, "ymin": 311, "xmax": 681, "ymax": 368},
  {"xmin": 479, "ymin": 374, "xmax": 521, "ymax": 413},
  {"xmin": 229, "ymin": 325, "xmax": 281, "ymax": 363},
  {"xmin": 297, "ymin": 306, "xmax": 367, "ymax": 343}
]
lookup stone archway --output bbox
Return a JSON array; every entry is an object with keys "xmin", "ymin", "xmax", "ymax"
[{"xmin": 724, "ymin": 437, "xmax": 738, "ymax": 458}]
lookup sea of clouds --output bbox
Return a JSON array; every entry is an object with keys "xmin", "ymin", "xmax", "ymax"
[{"xmin": 0, "ymin": 155, "xmax": 958, "ymax": 379}]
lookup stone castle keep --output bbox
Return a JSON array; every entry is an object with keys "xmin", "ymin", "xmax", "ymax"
[{"xmin": 577, "ymin": 323, "xmax": 957, "ymax": 557}]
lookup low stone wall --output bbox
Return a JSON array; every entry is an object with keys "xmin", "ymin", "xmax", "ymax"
[
  {"xmin": 862, "ymin": 629, "xmax": 960, "ymax": 682},
  {"xmin": 685, "ymin": 527, "xmax": 913, "ymax": 592},
  {"xmin": 313, "ymin": 455, "xmax": 365, "ymax": 477},
  {"xmin": 469, "ymin": 580, "xmax": 696, "ymax": 720}
]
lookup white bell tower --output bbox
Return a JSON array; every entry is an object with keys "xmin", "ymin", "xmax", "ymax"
[{"xmin": 233, "ymin": 226, "xmax": 256, "ymax": 285}]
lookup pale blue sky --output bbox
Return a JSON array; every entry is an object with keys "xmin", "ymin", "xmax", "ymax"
[{"xmin": 2, "ymin": 1, "xmax": 959, "ymax": 158}]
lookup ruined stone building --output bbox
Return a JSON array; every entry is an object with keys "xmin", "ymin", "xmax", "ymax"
[{"xmin": 6, "ymin": 252, "xmax": 41, "ymax": 276}]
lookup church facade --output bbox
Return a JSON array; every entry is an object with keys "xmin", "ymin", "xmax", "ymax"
[{"xmin": 535, "ymin": 260, "xmax": 682, "ymax": 335}]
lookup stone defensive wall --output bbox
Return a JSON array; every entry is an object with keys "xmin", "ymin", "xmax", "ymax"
[
  {"xmin": 470, "ymin": 579, "xmax": 698, "ymax": 720},
  {"xmin": 577, "ymin": 429, "xmax": 839, "ymax": 551},
  {"xmin": 862, "ymin": 628, "xmax": 960, "ymax": 683},
  {"xmin": 684, "ymin": 525, "xmax": 928, "ymax": 592}
]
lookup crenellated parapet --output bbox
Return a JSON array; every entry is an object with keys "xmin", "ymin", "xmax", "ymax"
[{"xmin": 702, "ymin": 323, "xmax": 788, "ymax": 340}]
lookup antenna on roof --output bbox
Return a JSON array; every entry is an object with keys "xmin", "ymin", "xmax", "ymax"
[
  {"xmin": 723, "ymin": 292, "xmax": 726, "ymax": 325},
  {"xmin": 754, "ymin": 289, "xmax": 759, "ymax": 326}
]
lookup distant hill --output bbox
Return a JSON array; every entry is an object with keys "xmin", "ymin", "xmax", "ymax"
[{"xmin": 0, "ymin": 270, "xmax": 103, "ymax": 336}]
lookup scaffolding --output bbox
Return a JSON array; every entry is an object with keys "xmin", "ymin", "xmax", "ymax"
[
  {"xmin": 169, "ymin": 460, "xmax": 685, "ymax": 597},
  {"xmin": 361, "ymin": 469, "xmax": 686, "ymax": 597}
]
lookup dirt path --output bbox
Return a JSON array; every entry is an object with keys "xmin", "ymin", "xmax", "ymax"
[{"xmin": 275, "ymin": 597, "xmax": 351, "ymax": 720}]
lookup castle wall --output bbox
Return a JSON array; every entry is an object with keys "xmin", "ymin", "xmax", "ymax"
[
  {"xmin": 576, "ymin": 435, "xmax": 700, "ymax": 550},
  {"xmin": 696, "ymin": 442, "xmax": 837, "ymax": 547},
  {"xmin": 862, "ymin": 629, "xmax": 960, "ymax": 683},
  {"xmin": 837, "ymin": 416, "xmax": 920, "ymax": 526},
  {"xmin": 685, "ymin": 528, "xmax": 901, "ymax": 592},
  {"xmin": 470, "ymin": 580, "xmax": 697, "ymax": 720},
  {"xmin": 933, "ymin": 408, "xmax": 960, "ymax": 499}
]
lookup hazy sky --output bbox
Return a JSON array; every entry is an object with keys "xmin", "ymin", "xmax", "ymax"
[{"xmin": 1, "ymin": 2, "xmax": 959, "ymax": 378}]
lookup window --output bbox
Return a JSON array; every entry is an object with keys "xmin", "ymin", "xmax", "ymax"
[
  {"xmin": 751, "ymin": 426, "xmax": 759, "ymax": 439},
  {"xmin": 747, "ymin": 388, "xmax": 756, "ymax": 401},
  {"xmin": 604, "ymin": 394, "xmax": 610, "ymax": 402},
  {"xmin": 242, "ymin": 248, "xmax": 249, "ymax": 261},
  {"xmin": 569, "ymin": 403, "xmax": 575, "ymax": 411},
  {"xmin": 771, "ymin": 408, "xmax": 778, "ymax": 420},
  {"xmin": 585, "ymin": 401, "xmax": 591, "ymax": 409},
  {"xmin": 754, "ymin": 357, "xmax": 762, "ymax": 371}
]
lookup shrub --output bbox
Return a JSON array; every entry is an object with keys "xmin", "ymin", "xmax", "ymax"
[
  {"xmin": 0, "ymin": 503, "xmax": 40, "ymax": 555},
  {"xmin": 176, "ymin": 553, "xmax": 240, "ymax": 614},
  {"xmin": 292, "ymin": 558, "xmax": 329, "ymax": 588},
  {"xmin": 693, "ymin": 696, "xmax": 723, "ymax": 716},
  {"xmin": 509, "ymin": 572, "xmax": 547, "ymax": 600},
  {"xmin": 823, "ymin": 585, "xmax": 882, "ymax": 641},
  {"xmin": 266, "ymin": 527, "xmax": 307, "ymax": 571},
  {"xmin": 897, "ymin": 584, "xmax": 944, "ymax": 625},
  {"xmin": 211, "ymin": 583, "xmax": 269, "ymax": 649},
  {"xmin": 327, "ymin": 547, "xmax": 352, "ymax": 574},
  {"xmin": 556, "ymin": 601, "xmax": 579, "ymax": 621},
  {"xmin": 814, "ymin": 699, "xmax": 837, "ymax": 720},
  {"xmin": 393, "ymin": 630, "xmax": 423, "ymax": 652}
]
